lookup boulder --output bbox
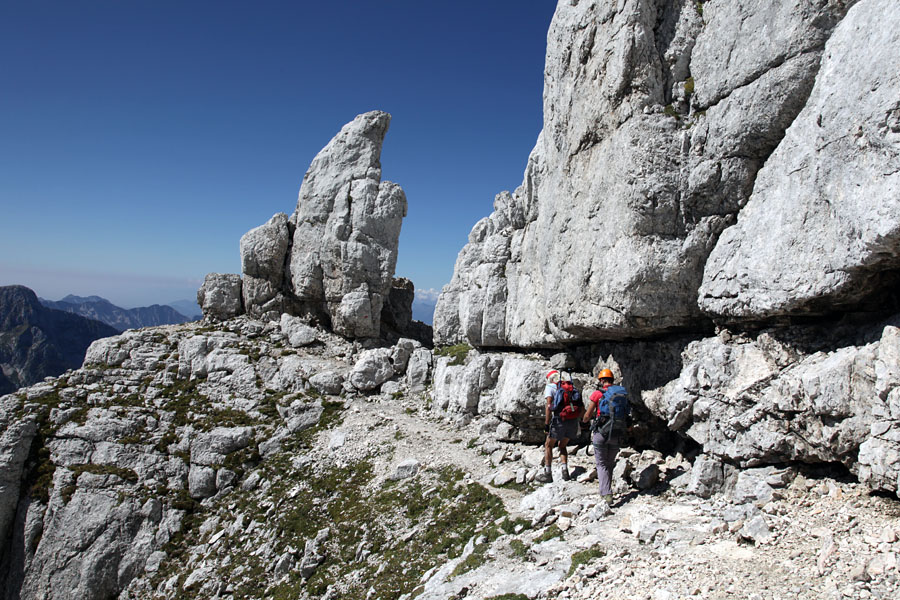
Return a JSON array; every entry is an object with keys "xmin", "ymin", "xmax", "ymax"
[
  {"xmin": 198, "ymin": 273, "xmax": 243, "ymax": 321},
  {"xmin": 189, "ymin": 465, "xmax": 217, "ymax": 499},
  {"xmin": 190, "ymin": 427, "xmax": 255, "ymax": 466},
  {"xmin": 240, "ymin": 212, "xmax": 291, "ymax": 316},
  {"xmin": 308, "ymin": 371, "xmax": 345, "ymax": 396},
  {"xmin": 349, "ymin": 348, "xmax": 394, "ymax": 391},
  {"xmin": 390, "ymin": 458, "xmax": 420, "ymax": 480},
  {"xmin": 686, "ymin": 455, "xmax": 725, "ymax": 499},
  {"xmin": 280, "ymin": 314, "xmax": 318, "ymax": 348},
  {"xmin": 406, "ymin": 348, "xmax": 432, "ymax": 392},
  {"xmin": 390, "ymin": 338, "xmax": 418, "ymax": 375}
]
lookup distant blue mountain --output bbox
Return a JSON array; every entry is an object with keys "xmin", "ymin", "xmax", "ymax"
[
  {"xmin": 60, "ymin": 294, "xmax": 108, "ymax": 304},
  {"xmin": 167, "ymin": 298, "xmax": 203, "ymax": 318},
  {"xmin": 40, "ymin": 294, "xmax": 194, "ymax": 332},
  {"xmin": 1, "ymin": 285, "xmax": 118, "ymax": 394},
  {"xmin": 412, "ymin": 289, "xmax": 440, "ymax": 325}
]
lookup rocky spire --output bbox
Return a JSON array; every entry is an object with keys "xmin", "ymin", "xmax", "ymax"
[{"xmin": 201, "ymin": 110, "xmax": 409, "ymax": 339}]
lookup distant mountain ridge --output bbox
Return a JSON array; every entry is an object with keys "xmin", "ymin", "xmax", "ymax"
[
  {"xmin": 40, "ymin": 294, "xmax": 194, "ymax": 332},
  {"xmin": 167, "ymin": 298, "xmax": 203, "ymax": 318},
  {"xmin": 0, "ymin": 285, "xmax": 118, "ymax": 394},
  {"xmin": 412, "ymin": 289, "xmax": 439, "ymax": 325}
]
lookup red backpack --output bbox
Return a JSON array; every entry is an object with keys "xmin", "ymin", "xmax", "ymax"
[{"xmin": 551, "ymin": 379, "xmax": 583, "ymax": 420}]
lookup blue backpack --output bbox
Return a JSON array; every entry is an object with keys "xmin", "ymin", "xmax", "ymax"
[{"xmin": 593, "ymin": 385, "xmax": 629, "ymax": 438}]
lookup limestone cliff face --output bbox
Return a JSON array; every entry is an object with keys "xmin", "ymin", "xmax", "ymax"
[
  {"xmin": 431, "ymin": 0, "xmax": 900, "ymax": 495},
  {"xmin": 435, "ymin": 0, "xmax": 888, "ymax": 347}
]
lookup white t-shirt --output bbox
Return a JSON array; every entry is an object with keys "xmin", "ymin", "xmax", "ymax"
[{"xmin": 543, "ymin": 382, "xmax": 557, "ymax": 401}]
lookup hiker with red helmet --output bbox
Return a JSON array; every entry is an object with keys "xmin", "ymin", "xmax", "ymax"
[
  {"xmin": 537, "ymin": 369, "xmax": 584, "ymax": 483},
  {"xmin": 583, "ymin": 368, "xmax": 630, "ymax": 504}
]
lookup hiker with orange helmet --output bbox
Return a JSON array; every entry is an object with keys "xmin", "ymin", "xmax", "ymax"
[
  {"xmin": 583, "ymin": 368, "xmax": 630, "ymax": 504},
  {"xmin": 537, "ymin": 369, "xmax": 583, "ymax": 483}
]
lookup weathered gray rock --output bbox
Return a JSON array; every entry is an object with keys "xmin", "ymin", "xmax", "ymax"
[
  {"xmin": 281, "ymin": 399, "xmax": 324, "ymax": 433},
  {"xmin": 349, "ymin": 348, "xmax": 394, "ymax": 391},
  {"xmin": 658, "ymin": 323, "xmax": 900, "ymax": 494},
  {"xmin": 686, "ymin": 455, "xmax": 725, "ymax": 499},
  {"xmin": 733, "ymin": 468, "xmax": 777, "ymax": 506},
  {"xmin": 241, "ymin": 213, "xmax": 291, "ymax": 317},
  {"xmin": 435, "ymin": 0, "xmax": 853, "ymax": 348},
  {"xmin": 381, "ymin": 277, "xmax": 414, "ymax": 334},
  {"xmin": 308, "ymin": 371, "xmax": 345, "ymax": 396},
  {"xmin": 390, "ymin": 338, "xmax": 417, "ymax": 375},
  {"xmin": 198, "ymin": 273, "xmax": 244, "ymax": 321},
  {"xmin": 17, "ymin": 483, "xmax": 153, "ymax": 600},
  {"xmin": 0, "ymin": 407, "xmax": 36, "ymax": 570},
  {"xmin": 431, "ymin": 353, "xmax": 506, "ymax": 420},
  {"xmin": 234, "ymin": 111, "xmax": 408, "ymax": 338},
  {"xmin": 740, "ymin": 515, "xmax": 773, "ymax": 545},
  {"xmin": 189, "ymin": 465, "xmax": 217, "ymax": 499},
  {"xmin": 190, "ymin": 427, "xmax": 254, "ymax": 466},
  {"xmin": 299, "ymin": 528, "xmax": 329, "ymax": 579},
  {"xmin": 288, "ymin": 111, "xmax": 407, "ymax": 338},
  {"xmin": 280, "ymin": 314, "xmax": 318, "ymax": 348},
  {"xmin": 390, "ymin": 458, "xmax": 420, "ymax": 480},
  {"xmin": 699, "ymin": 0, "xmax": 900, "ymax": 320},
  {"xmin": 406, "ymin": 348, "xmax": 433, "ymax": 392}
]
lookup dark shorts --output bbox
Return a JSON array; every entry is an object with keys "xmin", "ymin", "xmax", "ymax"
[{"xmin": 548, "ymin": 417, "xmax": 579, "ymax": 442}]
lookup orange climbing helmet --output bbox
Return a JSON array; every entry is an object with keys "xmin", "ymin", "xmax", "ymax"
[{"xmin": 597, "ymin": 368, "xmax": 614, "ymax": 380}]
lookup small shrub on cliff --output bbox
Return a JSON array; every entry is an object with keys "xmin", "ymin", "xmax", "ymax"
[{"xmin": 434, "ymin": 343, "xmax": 472, "ymax": 366}]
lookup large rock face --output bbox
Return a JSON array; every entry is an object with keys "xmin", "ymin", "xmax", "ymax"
[
  {"xmin": 431, "ymin": 0, "xmax": 900, "ymax": 496},
  {"xmin": 435, "ymin": 0, "xmax": 867, "ymax": 347},
  {"xmin": 698, "ymin": 0, "xmax": 900, "ymax": 319},
  {"xmin": 227, "ymin": 111, "xmax": 408, "ymax": 339}
]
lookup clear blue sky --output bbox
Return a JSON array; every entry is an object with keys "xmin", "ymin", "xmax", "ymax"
[{"xmin": 0, "ymin": 1, "xmax": 555, "ymax": 308}]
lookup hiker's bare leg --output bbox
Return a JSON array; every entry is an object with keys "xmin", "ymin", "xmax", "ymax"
[
  {"xmin": 544, "ymin": 437, "xmax": 557, "ymax": 467},
  {"xmin": 559, "ymin": 438, "xmax": 569, "ymax": 465}
]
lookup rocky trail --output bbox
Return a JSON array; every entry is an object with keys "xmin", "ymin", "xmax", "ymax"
[
  {"xmin": 1, "ymin": 316, "xmax": 899, "ymax": 600},
  {"xmin": 348, "ymin": 395, "xmax": 900, "ymax": 600}
]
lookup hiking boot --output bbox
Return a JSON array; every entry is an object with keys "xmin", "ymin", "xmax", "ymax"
[
  {"xmin": 601, "ymin": 494, "xmax": 613, "ymax": 505},
  {"xmin": 536, "ymin": 468, "xmax": 553, "ymax": 483},
  {"xmin": 561, "ymin": 465, "xmax": 570, "ymax": 481}
]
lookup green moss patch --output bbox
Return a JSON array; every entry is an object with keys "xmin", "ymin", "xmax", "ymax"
[
  {"xmin": 434, "ymin": 343, "xmax": 472, "ymax": 366},
  {"xmin": 535, "ymin": 524, "xmax": 564, "ymax": 543},
  {"xmin": 567, "ymin": 543, "xmax": 606, "ymax": 577}
]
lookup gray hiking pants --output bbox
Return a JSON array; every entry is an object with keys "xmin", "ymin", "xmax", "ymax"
[{"xmin": 592, "ymin": 431, "xmax": 620, "ymax": 496}]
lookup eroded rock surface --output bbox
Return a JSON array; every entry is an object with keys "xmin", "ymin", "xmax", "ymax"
[
  {"xmin": 435, "ymin": 0, "xmax": 881, "ymax": 347},
  {"xmin": 699, "ymin": 0, "xmax": 900, "ymax": 319}
]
